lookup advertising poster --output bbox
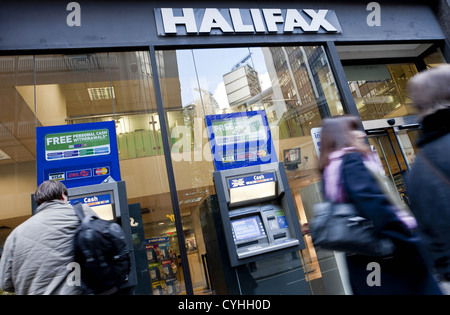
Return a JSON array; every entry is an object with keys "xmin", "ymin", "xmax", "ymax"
[
  {"xmin": 44, "ymin": 128, "xmax": 110, "ymax": 161},
  {"xmin": 310, "ymin": 127, "xmax": 322, "ymax": 158},
  {"xmin": 36, "ymin": 121, "xmax": 121, "ymax": 188},
  {"xmin": 205, "ymin": 110, "xmax": 277, "ymax": 171}
]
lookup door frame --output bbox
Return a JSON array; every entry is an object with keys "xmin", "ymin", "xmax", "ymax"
[
  {"xmin": 363, "ymin": 115, "xmax": 420, "ymax": 174},
  {"xmin": 363, "ymin": 116, "xmax": 421, "ymax": 204}
]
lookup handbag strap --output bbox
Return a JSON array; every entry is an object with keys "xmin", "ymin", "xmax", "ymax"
[
  {"xmin": 419, "ymin": 151, "xmax": 450, "ymax": 188},
  {"xmin": 363, "ymin": 162, "xmax": 408, "ymax": 213}
]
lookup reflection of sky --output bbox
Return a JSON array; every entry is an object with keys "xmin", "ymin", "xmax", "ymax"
[{"xmin": 176, "ymin": 47, "xmax": 271, "ymax": 109}]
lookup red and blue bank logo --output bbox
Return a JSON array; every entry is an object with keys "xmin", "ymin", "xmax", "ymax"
[{"xmin": 66, "ymin": 168, "xmax": 92, "ymax": 180}]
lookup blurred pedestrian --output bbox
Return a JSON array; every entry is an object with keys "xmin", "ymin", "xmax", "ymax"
[
  {"xmin": 407, "ymin": 64, "xmax": 450, "ymax": 294},
  {"xmin": 318, "ymin": 115, "xmax": 441, "ymax": 295},
  {"xmin": 0, "ymin": 180, "xmax": 95, "ymax": 295}
]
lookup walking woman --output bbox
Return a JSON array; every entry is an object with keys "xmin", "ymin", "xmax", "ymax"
[{"xmin": 318, "ymin": 115, "xmax": 440, "ymax": 295}]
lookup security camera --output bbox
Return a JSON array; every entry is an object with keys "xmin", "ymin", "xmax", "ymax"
[{"xmin": 387, "ymin": 119, "xmax": 396, "ymax": 126}]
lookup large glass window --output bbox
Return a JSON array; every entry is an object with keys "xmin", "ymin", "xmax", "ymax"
[
  {"xmin": 423, "ymin": 47, "xmax": 447, "ymax": 68},
  {"xmin": 0, "ymin": 51, "xmax": 188, "ymax": 295},
  {"xmin": 344, "ymin": 63, "xmax": 419, "ymax": 120},
  {"xmin": 339, "ymin": 43, "xmax": 447, "ymax": 122},
  {"xmin": 340, "ymin": 44, "xmax": 447, "ymax": 208},
  {"xmin": 0, "ymin": 56, "xmax": 36, "ymax": 276},
  {"xmin": 157, "ymin": 45, "xmax": 346, "ymax": 295}
]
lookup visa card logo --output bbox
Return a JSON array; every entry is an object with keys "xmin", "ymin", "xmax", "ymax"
[{"xmin": 49, "ymin": 172, "xmax": 65, "ymax": 181}]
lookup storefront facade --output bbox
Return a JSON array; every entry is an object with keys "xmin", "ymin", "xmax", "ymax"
[{"xmin": 0, "ymin": 0, "xmax": 448, "ymax": 295}]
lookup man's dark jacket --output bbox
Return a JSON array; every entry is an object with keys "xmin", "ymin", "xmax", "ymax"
[{"xmin": 407, "ymin": 108, "xmax": 450, "ymax": 281}]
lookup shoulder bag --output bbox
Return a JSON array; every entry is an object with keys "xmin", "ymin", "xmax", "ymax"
[
  {"xmin": 310, "ymin": 201, "xmax": 395, "ymax": 257},
  {"xmin": 310, "ymin": 156, "xmax": 395, "ymax": 257}
]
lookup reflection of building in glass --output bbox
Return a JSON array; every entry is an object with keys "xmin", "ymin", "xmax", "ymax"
[
  {"xmin": 192, "ymin": 88, "xmax": 221, "ymax": 115},
  {"xmin": 344, "ymin": 64, "xmax": 418, "ymax": 121},
  {"xmin": 258, "ymin": 46, "xmax": 341, "ymax": 139},
  {"xmin": 223, "ymin": 64, "xmax": 261, "ymax": 108}
]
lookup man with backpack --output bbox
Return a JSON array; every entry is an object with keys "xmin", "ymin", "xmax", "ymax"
[{"xmin": 0, "ymin": 180, "xmax": 131, "ymax": 295}]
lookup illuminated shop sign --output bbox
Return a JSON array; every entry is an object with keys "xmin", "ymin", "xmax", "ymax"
[
  {"xmin": 205, "ymin": 110, "xmax": 277, "ymax": 171},
  {"xmin": 36, "ymin": 121, "xmax": 121, "ymax": 188},
  {"xmin": 155, "ymin": 8, "xmax": 341, "ymax": 36}
]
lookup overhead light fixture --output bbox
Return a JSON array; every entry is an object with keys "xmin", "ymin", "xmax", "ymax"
[
  {"xmin": 87, "ymin": 87, "xmax": 115, "ymax": 101},
  {"xmin": 0, "ymin": 149, "xmax": 11, "ymax": 160}
]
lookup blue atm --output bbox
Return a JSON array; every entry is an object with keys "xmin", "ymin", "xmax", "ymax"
[
  {"xmin": 67, "ymin": 180, "xmax": 137, "ymax": 292},
  {"xmin": 33, "ymin": 122, "xmax": 137, "ymax": 293},
  {"xmin": 213, "ymin": 162, "xmax": 304, "ymax": 267},
  {"xmin": 201, "ymin": 162, "xmax": 309, "ymax": 295},
  {"xmin": 201, "ymin": 111, "xmax": 309, "ymax": 295},
  {"xmin": 30, "ymin": 179, "xmax": 138, "ymax": 293}
]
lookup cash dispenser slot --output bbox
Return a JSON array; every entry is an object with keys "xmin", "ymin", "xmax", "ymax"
[
  {"xmin": 273, "ymin": 233, "xmax": 287, "ymax": 240},
  {"xmin": 237, "ymin": 240, "xmax": 259, "ymax": 248}
]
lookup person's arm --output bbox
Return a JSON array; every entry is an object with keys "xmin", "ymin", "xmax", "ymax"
[
  {"xmin": 0, "ymin": 233, "xmax": 16, "ymax": 293},
  {"xmin": 342, "ymin": 152, "xmax": 407, "ymax": 235}
]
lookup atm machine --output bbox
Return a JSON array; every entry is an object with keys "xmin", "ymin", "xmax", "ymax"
[
  {"xmin": 201, "ymin": 162, "xmax": 310, "ymax": 295},
  {"xmin": 67, "ymin": 179, "xmax": 137, "ymax": 292},
  {"xmin": 31, "ymin": 178, "xmax": 138, "ymax": 293}
]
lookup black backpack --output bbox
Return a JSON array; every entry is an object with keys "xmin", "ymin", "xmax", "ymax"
[{"xmin": 72, "ymin": 202, "xmax": 131, "ymax": 295}]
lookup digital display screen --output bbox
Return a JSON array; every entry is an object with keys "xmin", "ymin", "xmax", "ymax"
[
  {"xmin": 283, "ymin": 148, "xmax": 301, "ymax": 165},
  {"xmin": 90, "ymin": 204, "xmax": 114, "ymax": 221},
  {"xmin": 70, "ymin": 192, "xmax": 115, "ymax": 221},
  {"xmin": 211, "ymin": 115, "xmax": 267, "ymax": 146},
  {"xmin": 231, "ymin": 216, "xmax": 264, "ymax": 242}
]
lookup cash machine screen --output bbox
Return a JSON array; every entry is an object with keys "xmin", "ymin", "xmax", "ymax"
[
  {"xmin": 228, "ymin": 172, "xmax": 277, "ymax": 206},
  {"xmin": 231, "ymin": 215, "xmax": 266, "ymax": 242},
  {"xmin": 70, "ymin": 192, "xmax": 115, "ymax": 221}
]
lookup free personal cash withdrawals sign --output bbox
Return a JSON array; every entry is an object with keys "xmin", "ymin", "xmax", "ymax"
[
  {"xmin": 36, "ymin": 121, "xmax": 121, "ymax": 188},
  {"xmin": 44, "ymin": 129, "xmax": 110, "ymax": 161},
  {"xmin": 205, "ymin": 110, "xmax": 277, "ymax": 171}
]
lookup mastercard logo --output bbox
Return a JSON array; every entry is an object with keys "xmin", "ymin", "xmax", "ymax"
[
  {"xmin": 95, "ymin": 167, "xmax": 109, "ymax": 175},
  {"xmin": 257, "ymin": 150, "xmax": 267, "ymax": 157}
]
